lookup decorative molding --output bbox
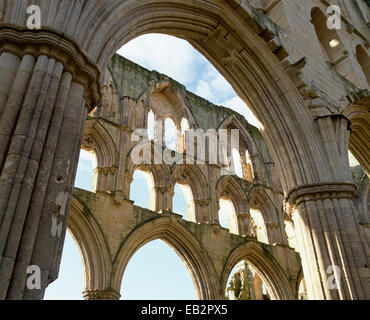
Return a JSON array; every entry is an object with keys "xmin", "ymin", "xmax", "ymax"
[
  {"xmin": 82, "ymin": 289, "xmax": 120, "ymax": 300},
  {"xmin": 0, "ymin": 25, "xmax": 101, "ymax": 109},
  {"xmin": 285, "ymin": 182, "xmax": 357, "ymax": 216}
]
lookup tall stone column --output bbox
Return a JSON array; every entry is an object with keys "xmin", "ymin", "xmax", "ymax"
[
  {"xmin": 287, "ymin": 184, "xmax": 368, "ymax": 299},
  {"xmin": 0, "ymin": 26, "xmax": 100, "ymax": 300},
  {"xmin": 285, "ymin": 114, "xmax": 369, "ymax": 300}
]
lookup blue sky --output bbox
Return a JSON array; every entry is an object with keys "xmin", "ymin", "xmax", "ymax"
[{"xmin": 44, "ymin": 34, "xmax": 255, "ymax": 300}]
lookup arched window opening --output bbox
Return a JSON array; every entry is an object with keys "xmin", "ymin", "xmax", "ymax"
[
  {"xmin": 180, "ymin": 118, "xmax": 190, "ymax": 152},
  {"xmin": 311, "ymin": 8, "xmax": 345, "ymax": 63},
  {"xmin": 75, "ymin": 149, "xmax": 95, "ymax": 191},
  {"xmin": 311, "ymin": 7, "xmax": 357, "ymax": 84},
  {"xmin": 226, "ymin": 261, "xmax": 272, "ymax": 300},
  {"xmin": 355, "ymin": 45, "xmax": 370, "ymax": 88},
  {"xmin": 232, "ymin": 148, "xmax": 243, "ymax": 178},
  {"xmin": 250, "ymin": 209, "xmax": 268, "ymax": 244},
  {"xmin": 245, "ymin": 150, "xmax": 254, "ymax": 182},
  {"xmin": 130, "ymin": 169, "xmax": 155, "ymax": 211},
  {"xmin": 165, "ymin": 117, "xmax": 177, "ymax": 150},
  {"xmin": 147, "ymin": 109, "xmax": 155, "ymax": 140},
  {"xmin": 218, "ymin": 199, "xmax": 235, "ymax": 230},
  {"xmin": 173, "ymin": 183, "xmax": 194, "ymax": 221},
  {"xmin": 44, "ymin": 231, "xmax": 84, "ymax": 300},
  {"xmin": 120, "ymin": 240, "xmax": 197, "ymax": 299},
  {"xmin": 117, "ymin": 33, "xmax": 260, "ymax": 130}
]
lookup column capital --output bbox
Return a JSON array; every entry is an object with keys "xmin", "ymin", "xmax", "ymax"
[
  {"xmin": 0, "ymin": 24, "xmax": 101, "ymax": 110},
  {"xmin": 285, "ymin": 182, "xmax": 357, "ymax": 216},
  {"xmin": 82, "ymin": 289, "xmax": 121, "ymax": 300}
]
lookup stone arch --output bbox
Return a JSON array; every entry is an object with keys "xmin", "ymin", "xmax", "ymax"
[
  {"xmin": 126, "ymin": 151, "xmax": 172, "ymax": 212},
  {"xmin": 68, "ymin": 196, "xmax": 114, "ymax": 298},
  {"xmin": 112, "ymin": 217, "xmax": 219, "ymax": 299},
  {"xmin": 216, "ymin": 175, "xmax": 250, "ymax": 235},
  {"xmin": 0, "ymin": 0, "xmax": 343, "ymax": 193},
  {"xmin": 249, "ymin": 187, "xmax": 282, "ymax": 244},
  {"xmin": 221, "ymin": 241, "xmax": 295, "ymax": 300},
  {"xmin": 310, "ymin": 6, "xmax": 363, "ymax": 87},
  {"xmin": 218, "ymin": 115, "xmax": 266, "ymax": 184},
  {"xmin": 216, "ymin": 175, "xmax": 249, "ymax": 214},
  {"xmin": 172, "ymin": 164, "xmax": 210, "ymax": 222},
  {"xmin": 343, "ymin": 103, "xmax": 370, "ymax": 175},
  {"xmin": 69, "ymin": 0, "xmax": 333, "ymax": 193},
  {"xmin": 82, "ymin": 119, "xmax": 118, "ymax": 192},
  {"xmin": 146, "ymin": 80, "xmax": 197, "ymax": 129},
  {"xmin": 126, "ymin": 140, "xmax": 172, "ymax": 186},
  {"xmin": 82, "ymin": 120, "xmax": 117, "ymax": 169}
]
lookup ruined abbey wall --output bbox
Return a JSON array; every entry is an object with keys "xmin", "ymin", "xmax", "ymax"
[{"xmin": 0, "ymin": 0, "xmax": 368, "ymax": 300}]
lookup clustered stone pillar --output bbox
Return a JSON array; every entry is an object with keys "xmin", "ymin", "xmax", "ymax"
[
  {"xmin": 285, "ymin": 114, "xmax": 369, "ymax": 300},
  {"xmin": 287, "ymin": 184, "xmax": 368, "ymax": 299},
  {"xmin": 0, "ymin": 27, "xmax": 100, "ymax": 299}
]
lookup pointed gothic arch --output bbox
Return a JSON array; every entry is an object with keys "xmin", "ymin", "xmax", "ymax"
[
  {"xmin": 221, "ymin": 241, "xmax": 295, "ymax": 300},
  {"xmin": 68, "ymin": 195, "xmax": 115, "ymax": 298},
  {"xmin": 249, "ymin": 186, "xmax": 282, "ymax": 244},
  {"xmin": 218, "ymin": 115, "xmax": 266, "ymax": 184},
  {"xmin": 112, "ymin": 217, "xmax": 219, "ymax": 299}
]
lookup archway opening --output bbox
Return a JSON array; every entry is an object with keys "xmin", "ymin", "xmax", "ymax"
[
  {"xmin": 117, "ymin": 34, "xmax": 259, "ymax": 128},
  {"xmin": 180, "ymin": 117, "xmax": 190, "ymax": 153},
  {"xmin": 164, "ymin": 117, "xmax": 178, "ymax": 150},
  {"xmin": 147, "ymin": 109, "xmax": 155, "ymax": 141},
  {"xmin": 173, "ymin": 183, "xmax": 195, "ymax": 221},
  {"xmin": 44, "ymin": 231, "xmax": 84, "ymax": 300},
  {"xmin": 311, "ymin": 8, "xmax": 344, "ymax": 63},
  {"xmin": 130, "ymin": 169, "xmax": 155, "ymax": 211},
  {"xmin": 225, "ymin": 260, "xmax": 272, "ymax": 300},
  {"xmin": 75, "ymin": 149, "xmax": 95, "ymax": 191},
  {"xmin": 245, "ymin": 150, "xmax": 254, "ymax": 183},
  {"xmin": 231, "ymin": 148, "xmax": 243, "ymax": 178},
  {"xmin": 218, "ymin": 199, "xmax": 235, "ymax": 230},
  {"xmin": 250, "ymin": 209, "xmax": 269, "ymax": 244},
  {"xmin": 311, "ymin": 7, "xmax": 359, "ymax": 86},
  {"xmin": 120, "ymin": 240, "xmax": 197, "ymax": 300}
]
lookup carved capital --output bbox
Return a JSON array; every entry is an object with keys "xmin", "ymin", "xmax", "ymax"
[
  {"xmin": 285, "ymin": 183, "xmax": 357, "ymax": 216},
  {"xmin": 81, "ymin": 134, "xmax": 95, "ymax": 151},
  {"xmin": 0, "ymin": 25, "xmax": 101, "ymax": 109},
  {"xmin": 125, "ymin": 171, "xmax": 134, "ymax": 183},
  {"xmin": 194, "ymin": 198, "xmax": 210, "ymax": 207},
  {"xmin": 82, "ymin": 289, "xmax": 120, "ymax": 300},
  {"xmin": 155, "ymin": 186, "xmax": 172, "ymax": 194}
]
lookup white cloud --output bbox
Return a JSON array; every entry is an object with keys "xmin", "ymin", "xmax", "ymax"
[
  {"xmin": 195, "ymin": 80, "xmax": 213, "ymax": 101},
  {"xmin": 117, "ymin": 34, "xmax": 198, "ymax": 85},
  {"xmin": 117, "ymin": 34, "xmax": 261, "ymax": 128},
  {"xmin": 221, "ymin": 96, "xmax": 260, "ymax": 127},
  {"xmin": 78, "ymin": 150, "xmax": 94, "ymax": 172}
]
